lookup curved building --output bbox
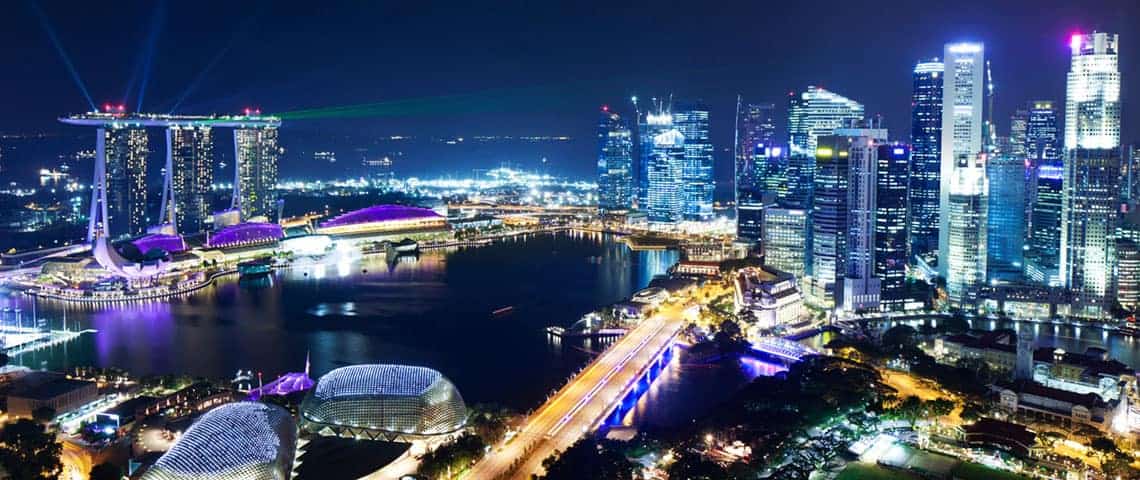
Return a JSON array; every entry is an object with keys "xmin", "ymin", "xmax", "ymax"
[
  {"xmin": 142, "ymin": 402, "xmax": 297, "ymax": 480},
  {"xmin": 300, "ymin": 364, "xmax": 466, "ymax": 441},
  {"xmin": 316, "ymin": 205, "xmax": 446, "ymax": 236},
  {"xmin": 206, "ymin": 222, "xmax": 285, "ymax": 249}
]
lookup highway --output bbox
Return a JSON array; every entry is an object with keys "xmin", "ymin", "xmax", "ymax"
[{"xmin": 464, "ymin": 299, "xmax": 693, "ymax": 480}]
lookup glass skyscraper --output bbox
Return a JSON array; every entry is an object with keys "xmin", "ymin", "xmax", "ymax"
[
  {"xmin": 1024, "ymin": 101, "xmax": 1062, "ymax": 285},
  {"xmin": 673, "ymin": 101, "xmax": 714, "ymax": 222},
  {"xmin": 786, "ymin": 86, "xmax": 864, "ymax": 209},
  {"xmin": 645, "ymin": 118, "xmax": 686, "ymax": 225},
  {"xmin": 908, "ymin": 59, "xmax": 944, "ymax": 265},
  {"xmin": 1064, "ymin": 33, "xmax": 1120, "ymax": 150},
  {"xmin": 170, "ymin": 126, "xmax": 214, "ymax": 234},
  {"xmin": 876, "ymin": 144, "xmax": 911, "ymax": 311},
  {"xmin": 735, "ymin": 100, "xmax": 779, "ymax": 241},
  {"xmin": 762, "ymin": 207, "xmax": 807, "ymax": 280},
  {"xmin": 596, "ymin": 108, "xmax": 634, "ymax": 214},
  {"xmin": 946, "ymin": 153, "xmax": 989, "ymax": 308},
  {"xmin": 105, "ymin": 126, "xmax": 149, "ymax": 238},
  {"xmin": 986, "ymin": 153, "xmax": 1025, "ymax": 282},
  {"xmin": 1060, "ymin": 32, "xmax": 1122, "ymax": 319},
  {"xmin": 234, "ymin": 126, "xmax": 280, "ymax": 221},
  {"xmin": 637, "ymin": 105, "xmax": 674, "ymax": 210},
  {"xmin": 938, "ymin": 43, "xmax": 985, "ymax": 280}
]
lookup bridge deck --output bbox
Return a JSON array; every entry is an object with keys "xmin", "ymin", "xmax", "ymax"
[{"xmin": 465, "ymin": 304, "xmax": 687, "ymax": 480}]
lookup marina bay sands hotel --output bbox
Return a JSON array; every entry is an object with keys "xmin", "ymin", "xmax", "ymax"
[{"xmin": 60, "ymin": 108, "xmax": 281, "ymax": 241}]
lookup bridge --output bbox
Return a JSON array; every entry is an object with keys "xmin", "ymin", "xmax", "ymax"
[
  {"xmin": 465, "ymin": 302, "xmax": 689, "ymax": 480},
  {"xmin": 750, "ymin": 336, "xmax": 819, "ymax": 363}
]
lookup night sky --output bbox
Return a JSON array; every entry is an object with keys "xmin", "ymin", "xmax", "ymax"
[{"xmin": 2, "ymin": 0, "xmax": 1138, "ymax": 182}]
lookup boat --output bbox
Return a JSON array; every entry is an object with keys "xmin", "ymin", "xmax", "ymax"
[
  {"xmin": 1119, "ymin": 317, "xmax": 1140, "ymax": 337},
  {"xmin": 491, "ymin": 306, "xmax": 515, "ymax": 317},
  {"xmin": 394, "ymin": 238, "xmax": 419, "ymax": 253},
  {"xmin": 237, "ymin": 258, "xmax": 274, "ymax": 278}
]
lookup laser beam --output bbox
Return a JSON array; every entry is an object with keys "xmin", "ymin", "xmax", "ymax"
[{"xmin": 28, "ymin": 0, "xmax": 96, "ymax": 111}]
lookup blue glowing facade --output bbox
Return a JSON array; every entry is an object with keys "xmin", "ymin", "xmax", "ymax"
[
  {"xmin": 596, "ymin": 108, "xmax": 633, "ymax": 214},
  {"xmin": 909, "ymin": 59, "xmax": 944, "ymax": 263},
  {"xmin": 674, "ymin": 100, "xmax": 714, "ymax": 222},
  {"xmin": 986, "ymin": 153, "xmax": 1026, "ymax": 282}
]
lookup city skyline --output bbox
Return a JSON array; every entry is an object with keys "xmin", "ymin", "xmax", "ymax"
[{"xmin": 2, "ymin": 1, "xmax": 1138, "ymax": 183}]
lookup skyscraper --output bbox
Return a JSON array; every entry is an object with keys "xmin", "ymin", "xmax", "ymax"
[
  {"xmin": 637, "ymin": 102, "xmax": 674, "ymax": 210},
  {"xmin": 938, "ymin": 42, "xmax": 985, "ymax": 279},
  {"xmin": 170, "ymin": 126, "xmax": 214, "ymax": 233},
  {"xmin": 786, "ymin": 87, "xmax": 864, "ymax": 209},
  {"xmin": 1060, "ymin": 32, "xmax": 1122, "ymax": 319},
  {"xmin": 596, "ymin": 108, "xmax": 634, "ymax": 215},
  {"xmin": 909, "ymin": 59, "xmax": 944, "ymax": 264},
  {"xmin": 104, "ymin": 126, "xmax": 148, "ymax": 237},
  {"xmin": 876, "ymin": 144, "xmax": 911, "ymax": 311},
  {"xmin": 736, "ymin": 101, "xmax": 778, "ymax": 187},
  {"xmin": 986, "ymin": 153, "xmax": 1026, "ymax": 282},
  {"xmin": 837, "ymin": 135, "xmax": 882, "ymax": 312},
  {"xmin": 1064, "ymin": 33, "xmax": 1121, "ymax": 151},
  {"xmin": 1008, "ymin": 107, "xmax": 1028, "ymax": 159},
  {"xmin": 673, "ymin": 100, "xmax": 714, "ymax": 221},
  {"xmin": 946, "ymin": 153, "xmax": 989, "ymax": 307},
  {"xmin": 645, "ymin": 118, "xmax": 685, "ymax": 225},
  {"xmin": 1024, "ymin": 101, "xmax": 1062, "ymax": 285},
  {"xmin": 762, "ymin": 207, "xmax": 807, "ymax": 280},
  {"xmin": 1061, "ymin": 148, "xmax": 1121, "ymax": 318},
  {"xmin": 737, "ymin": 145, "xmax": 779, "ymax": 242},
  {"xmin": 1117, "ymin": 237, "xmax": 1140, "ymax": 312},
  {"xmin": 234, "ymin": 126, "xmax": 279, "ymax": 221}
]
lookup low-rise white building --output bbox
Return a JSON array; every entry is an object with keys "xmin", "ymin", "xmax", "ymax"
[{"xmin": 734, "ymin": 266, "xmax": 805, "ymax": 329}]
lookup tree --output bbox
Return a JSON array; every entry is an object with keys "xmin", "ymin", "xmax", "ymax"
[
  {"xmin": 664, "ymin": 447, "xmax": 728, "ymax": 480},
  {"xmin": 880, "ymin": 325, "xmax": 918, "ymax": 351},
  {"xmin": 926, "ymin": 398, "xmax": 955, "ymax": 425},
  {"xmin": 32, "ymin": 406, "xmax": 56, "ymax": 425},
  {"xmin": 893, "ymin": 396, "xmax": 926, "ymax": 429},
  {"xmin": 90, "ymin": 462, "xmax": 123, "ymax": 480},
  {"xmin": 0, "ymin": 419, "xmax": 63, "ymax": 479},
  {"xmin": 539, "ymin": 438, "xmax": 633, "ymax": 480}
]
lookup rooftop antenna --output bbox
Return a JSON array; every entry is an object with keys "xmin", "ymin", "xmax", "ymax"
[{"xmin": 304, "ymin": 350, "xmax": 311, "ymax": 376}]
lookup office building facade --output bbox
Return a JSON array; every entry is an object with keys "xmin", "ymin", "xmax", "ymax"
[
  {"xmin": 986, "ymin": 153, "xmax": 1026, "ymax": 282},
  {"xmin": 234, "ymin": 126, "xmax": 279, "ymax": 221},
  {"xmin": 1061, "ymin": 148, "xmax": 1121, "ymax": 318},
  {"xmin": 170, "ymin": 126, "xmax": 214, "ymax": 234},
  {"xmin": 1064, "ymin": 33, "xmax": 1120, "ymax": 151},
  {"xmin": 939, "ymin": 43, "xmax": 986, "ymax": 279},
  {"xmin": 909, "ymin": 59, "xmax": 944, "ymax": 263},
  {"xmin": 596, "ymin": 108, "xmax": 634, "ymax": 214},
  {"xmin": 786, "ymin": 86, "xmax": 864, "ymax": 209},
  {"xmin": 105, "ymin": 127, "xmax": 149, "ymax": 237},
  {"xmin": 674, "ymin": 101, "xmax": 715, "ymax": 221},
  {"xmin": 762, "ymin": 207, "xmax": 807, "ymax": 281},
  {"xmin": 645, "ymin": 125, "xmax": 686, "ymax": 225},
  {"xmin": 876, "ymin": 144, "xmax": 911, "ymax": 311}
]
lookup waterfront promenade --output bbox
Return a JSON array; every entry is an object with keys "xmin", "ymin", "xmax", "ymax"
[{"xmin": 465, "ymin": 294, "xmax": 698, "ymax": 480}]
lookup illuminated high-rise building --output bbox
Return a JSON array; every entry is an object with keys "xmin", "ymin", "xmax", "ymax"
[
  {"xmin": 104, "ymin": 127, "xmax": 149, "ymax": 237},
  {"xmin": 736, "ymin": 101, "xmax": 778, "ymax": 195},
  {"xmin": 1117, "ymin": 237, "xmax": 1140, "ymax": 313},
  {"xmin": 1024, "ymin": 101, "xmax": 1062, "ymax": 285},
  {"xmin": 786, "ymin": 87, "xmax": 864, "ymax": 209},
  {"xmin": 876, "ymin": 144, "xmax": 911, "ymax": 311},
  {"xmin": 1008, "ymin": 108, "xmax": 1028, "ymax": 159},
  {"xmin": 813, "ymin": 127, "xmax": 885, "ymax": 309},
  {"xmin": 762, "ymin": 207, "xmax": 807, "ymax": 280},
  {"xmin": 938, "ymin": 42, "xmax": 985, "ymax": 279},
  {"xmin": 170, "ymin": 126, "xmax": 214, "ymax": 233},
  {"xmin": 1060, "ymin": 148, "xmax": 1121, "ymax": 318},
  {"xmin": 645, "ymin": 121, "xmax": 685, "ymax": 225},
  {"xmin": 737, "ymin": 145, "xmax": 780, "ymax": 242},
  {"xmin": 986, "ymin": 153, "xmax": 1025, "ymax": 282},
  {"xmin": 673, "ymin": 100, "xmax": 714, "ymax": 221},
  {"xmin": 637, "ymin": 102, "xmax": 674, "ymax": 209},
  {"xmin": 1064, "ymin": 32, "xmax": 1120, "ymax": 151},
  {"xmin": 596, "ymin": 108, "xmax": 634, "ymax": 214},
  {"xmin": 909, "ymin": 59, "xmax": 944, "ymax": 264},
  {"xmin": 946, "ymin": 153, "xmax": 989, "ymax": 307},
  {"xmin": 234, "ymin": 126, "xmax": 279, "ymax": 221}
]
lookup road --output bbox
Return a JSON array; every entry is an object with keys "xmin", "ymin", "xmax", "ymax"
[{"xmin": 464, "ymin": 298, "xmax": 693, "ymax": 480}]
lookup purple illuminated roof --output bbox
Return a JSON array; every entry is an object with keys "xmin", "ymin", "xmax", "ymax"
[
  {"xmin": 320, "ymin": 204, "xmax": 441, "ymax": 228},
  {"xmin": 248, "ymin": 372, "xmax": 315, "ymax": 401},
  {"xmin": 131, "ymin": 234, "xmax": 187, "ymax": 254},
  {"xmin": 207, "ymin": 222, "xmax": 284, "ymax": 248}
]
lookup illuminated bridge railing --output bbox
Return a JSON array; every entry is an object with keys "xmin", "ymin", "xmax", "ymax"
[{"xmin": 750, "ymin": 336, "xmax": 818, "ymax": 362}]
